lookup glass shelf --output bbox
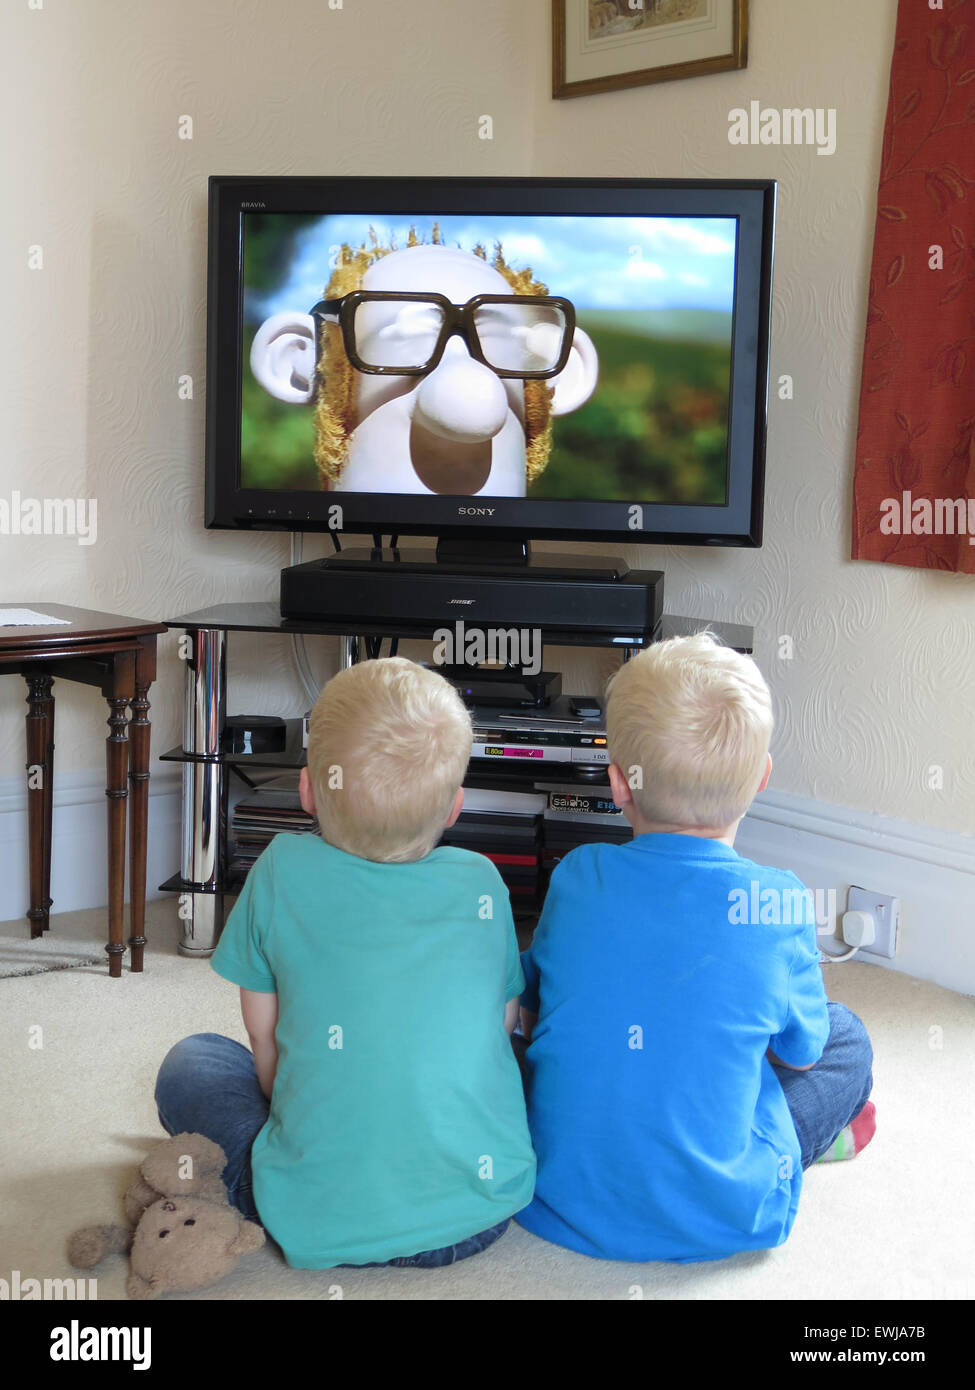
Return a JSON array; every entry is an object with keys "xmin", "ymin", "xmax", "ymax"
[
  {"xmin": 164, "ymin": 604, "xmax": 752, "ymax": 653},
  {"xmin": 158, "ymin": 718, "xmax": 307, "ymax": 769}
]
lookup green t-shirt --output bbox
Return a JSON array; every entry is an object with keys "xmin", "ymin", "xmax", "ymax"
[{"xmin": 211, "ymin": 832, "xmax": 536, "ymax": 1268}]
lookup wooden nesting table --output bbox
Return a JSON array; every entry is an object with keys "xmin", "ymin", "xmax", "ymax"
[{"xmin": 0, "ymin": 605, "xmax": 167, "ymax": 977}]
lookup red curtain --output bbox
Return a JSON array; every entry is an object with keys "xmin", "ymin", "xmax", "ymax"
[{"xmin": 852, "ymin": 0, "xmax": 975, "ymax": 573}]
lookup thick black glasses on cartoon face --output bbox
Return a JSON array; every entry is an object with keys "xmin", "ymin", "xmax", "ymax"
[{"xmin": 309, "ymin": 291, "xmax": 576, "ymax": 379}]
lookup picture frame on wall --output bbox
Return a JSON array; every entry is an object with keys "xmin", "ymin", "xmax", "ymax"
[{"xmin": 553, "ymin": 0, "xmax": 748, "ymax": 100}]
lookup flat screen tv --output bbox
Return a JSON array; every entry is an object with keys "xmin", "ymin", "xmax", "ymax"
[{"xmin": 205, "ymin": 175, "xmax": 775, "ymax": 548}]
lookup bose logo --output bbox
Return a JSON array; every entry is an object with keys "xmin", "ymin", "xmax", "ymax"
[
  {"xmin": 457, "ymin": 507, "xmax": 495, "ymax": 517},
  {"xmin": 447, "ymin": 599, "xmax": 476, "ymax": 605}
]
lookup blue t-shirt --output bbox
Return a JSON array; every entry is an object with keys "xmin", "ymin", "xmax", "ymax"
[
  {"xmin": 211, "ymin": 832, "xmax": 536, "ymax": 1268},
  {"xmin": 516, "ymin": 834, "xmax": 829, "ymax": 1262}
]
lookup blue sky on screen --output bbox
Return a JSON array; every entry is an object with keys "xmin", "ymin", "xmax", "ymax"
[{"xmin": 248, "ymin": 213, "xmax": 737, "ymax": 321}]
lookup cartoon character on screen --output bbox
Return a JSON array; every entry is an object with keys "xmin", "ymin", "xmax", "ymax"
[{"xmin": 249, "ymin": 228, "xmax": 598, "ymax": 496}]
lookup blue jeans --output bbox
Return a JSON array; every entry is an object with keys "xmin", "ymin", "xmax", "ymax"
[
  {"xmin": 769, "ymin": 1001, "xmax": 874, "ymax": 1167},
  {"xmin": 153, "ymin": 1033, "xmax": 509, "ymax": 1268}
]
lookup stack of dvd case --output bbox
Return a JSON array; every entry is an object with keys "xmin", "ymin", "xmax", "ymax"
[
  {"xmin": 229, "ymin": 773, "xmax": 319, "ymax": 876},
  {"xmin": 229, "ymin": 774, "xmax": 631, "ymax": 919},
  {"xmin": 438, "ymin": 786, "xmax": 545, "ymax": 905},
  {"xmin": 540, "ymin": 782, "xmax": 632, "ymax": 875}
]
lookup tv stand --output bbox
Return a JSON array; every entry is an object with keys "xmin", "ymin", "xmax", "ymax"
[{"xmin": 160, "ymin": 604, "xmax": 753, "ymax": 957}]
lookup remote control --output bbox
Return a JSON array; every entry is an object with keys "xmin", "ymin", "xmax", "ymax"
[{"xmin": 569, "ymin": 696, "xmax": 602, "ymax": 719}]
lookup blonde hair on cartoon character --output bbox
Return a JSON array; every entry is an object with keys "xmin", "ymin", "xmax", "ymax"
[
  {"xmin": 313, "ymin": 225, "xmax": 555, "ymax": 488},
  {"xmin": 306, "ymin": 656, "xmax": 472, "ymax": 863}
]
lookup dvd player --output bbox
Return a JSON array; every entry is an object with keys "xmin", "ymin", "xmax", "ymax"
[{"xmin": 470, "ymin": 696, "xmax": 610, "ymax": 770}]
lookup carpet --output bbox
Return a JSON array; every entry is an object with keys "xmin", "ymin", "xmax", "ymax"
[
  {"xmin": 2, "ymin": 897, "xmax": 975, "ymax": 1300},
  {"xmin": 0, "ymin": 916, "xmax": 105, "ymax": 978}
]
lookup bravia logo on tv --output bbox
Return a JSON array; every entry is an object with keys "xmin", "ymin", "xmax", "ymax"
[
  {"xmin": 240, "ymin": 201, "xmax": 266, "ymax": 208},
  {"xmin": 457, "ymin": 507, "xmax": 495, "ymax": 516}
]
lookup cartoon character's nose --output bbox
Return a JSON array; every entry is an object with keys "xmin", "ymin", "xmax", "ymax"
[{"xmin": 411, "ymin": 338, "xmax": 509, "ymax": 443}]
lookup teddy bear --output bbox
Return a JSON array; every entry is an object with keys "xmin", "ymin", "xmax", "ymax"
[{"xmin": 67, "ymin": 1132, "xmax": 265, "ymax": 1299}]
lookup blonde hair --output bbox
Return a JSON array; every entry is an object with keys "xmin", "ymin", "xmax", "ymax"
[
  {"xmin": 313, "ymin": 226, "xmax": 555, "ymax": 486},
  {"xmin": 606, "ymin": 633, "xmax": 773, "ymax": 830},
  {"xmin": 306, "ymin": 657, "xmax": 472, "ymax": 863}
]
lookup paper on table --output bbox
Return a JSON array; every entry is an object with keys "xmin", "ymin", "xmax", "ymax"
[{"xmin": 0, "ymin": 608, "xmax": 72, "ymax": 627}]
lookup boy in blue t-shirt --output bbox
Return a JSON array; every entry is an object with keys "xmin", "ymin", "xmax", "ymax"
[
  {"xmin": 515, "ymin": 633, "xmax": 875, "ymax": 1263},
  {"xmin": 155, "ymin": 657, "xmax": 535, "ymax": 1269}
]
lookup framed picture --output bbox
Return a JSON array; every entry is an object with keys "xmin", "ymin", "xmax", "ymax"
[{"xmin": 553, "ymin": 0, "xmax": 748, "ymax": 100}]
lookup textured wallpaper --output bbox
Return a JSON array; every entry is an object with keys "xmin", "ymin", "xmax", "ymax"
[{"xmin": 1, "ymin": 0, "xmax": 972, "ymax": 836}]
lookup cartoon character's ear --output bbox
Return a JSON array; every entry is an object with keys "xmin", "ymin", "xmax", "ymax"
[
  {"xmin": 250, "ymin": 312, "xmax": 318, "ymax": 404},
  {"xmin": 548, "ymin": 327, "xmax": 599, "ymax": 417}
]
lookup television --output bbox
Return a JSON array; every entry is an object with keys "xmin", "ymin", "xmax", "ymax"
[{"xmin": 205, "ymin": 176, "xmax": 775, "ymax": 550}]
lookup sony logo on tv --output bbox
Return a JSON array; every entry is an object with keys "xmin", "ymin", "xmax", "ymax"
[{"xmin": 457, "ymin": 507, "xmax": 495, "ymax": 517}]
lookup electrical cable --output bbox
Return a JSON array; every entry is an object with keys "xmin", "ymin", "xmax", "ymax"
[
  {"xmin": 289, "ymin": 532, "xmax": 327, "ymax": 706},
  {"xmin": 818, "ymin": 943, "xmax": 861, "ymax": 963}
]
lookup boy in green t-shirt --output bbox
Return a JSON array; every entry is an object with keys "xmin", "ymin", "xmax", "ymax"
[{"xmin": 154, "ymin": 657, "xmax": 535, "ymax": 1269}]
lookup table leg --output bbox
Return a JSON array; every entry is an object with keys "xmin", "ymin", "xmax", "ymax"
[
  {"xmin": 127, "ymin": 658, "xmax": 152, "ymax": 973},
  {"xmin": 105, "ymin": 654, "xmax": 133, "ymax": 978},
  {"xmin": 24, "ymin": 671, "xmax": 55, "ymax": 939},
  {"xmin": 42, "ymin": 688, "xmax": 55, "ymax": 929}
]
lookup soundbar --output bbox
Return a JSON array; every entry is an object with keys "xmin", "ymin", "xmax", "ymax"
[{"xmin": 280, "ymin": 552, "xmax": 664, "ymax": 637}]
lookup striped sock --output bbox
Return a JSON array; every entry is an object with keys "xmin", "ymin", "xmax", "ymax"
[{"xmin": 815, "ymin": 1100, "xmax": 876, "ymax": 1163}]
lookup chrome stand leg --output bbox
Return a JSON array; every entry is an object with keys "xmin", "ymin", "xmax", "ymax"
[
  {"xmin": 337, "ymin": 636, "xmax": 361, "ymax": 669},
  {"xmin": 178, "ymin": 628, "xmax": 227, "ymax": 956}
]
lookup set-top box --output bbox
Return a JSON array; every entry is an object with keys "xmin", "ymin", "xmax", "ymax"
[{"xmin": 470, "ymin": 697, "xmax": 610, "ymax": 772}]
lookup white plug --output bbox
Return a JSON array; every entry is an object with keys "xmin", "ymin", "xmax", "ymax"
[{"xmin": 842, "ymin": 909, "xmax": 876, "ymax": 949}]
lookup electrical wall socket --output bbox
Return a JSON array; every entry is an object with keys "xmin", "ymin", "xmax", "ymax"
[{"xmin": 847, "ymin": 886, "xmax": 899, "ymax": 959}]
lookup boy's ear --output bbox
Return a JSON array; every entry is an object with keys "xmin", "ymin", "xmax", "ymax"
[
  {"xmin": 757, "ymin": 752, "xmax": 772, "ymax": 796},
  {"xmin": 443, "ymin": 786, "xmax": 465, "ymax": 830},
  {"xmin": 607, "ymin": 762, "xmax": 633, "ymax": 808},
  {"xmin": 299, "ymin": 766, "xmax": 316, "ymax": 816}
]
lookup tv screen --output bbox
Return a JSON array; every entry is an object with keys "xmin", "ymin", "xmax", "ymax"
[{"xmin": 206, "ymin": 177, "xmax": 775, "ymax": 546}]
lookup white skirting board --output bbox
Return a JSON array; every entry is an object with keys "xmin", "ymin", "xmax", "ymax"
[
  {"xmin": 0, "ymin": 766, "xmax": 183, "ymax": 924},
  {"xmin": 736, "ymin": 791, "xmax": 975, "ymax": 997},
  {"xmin": 0, "ymin": 772, "xmax": 973, "ymax": 995}
]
